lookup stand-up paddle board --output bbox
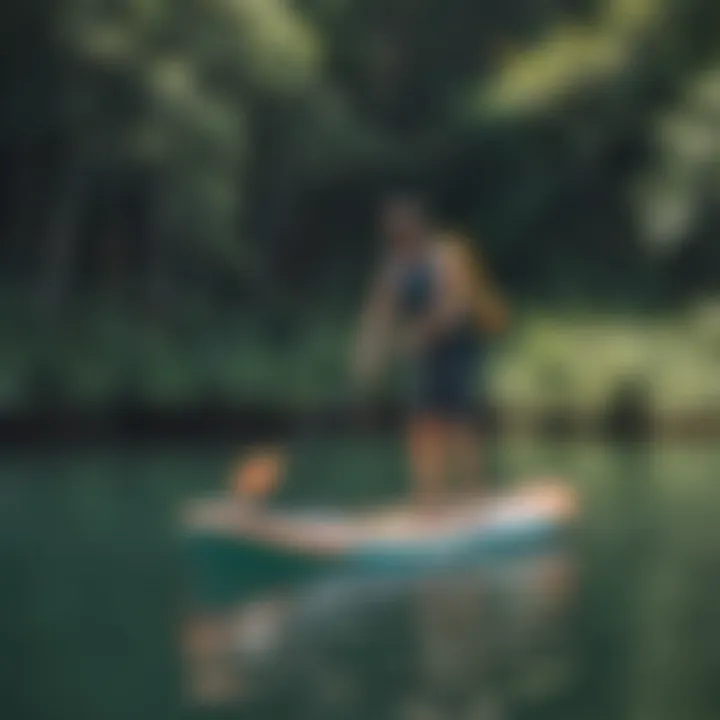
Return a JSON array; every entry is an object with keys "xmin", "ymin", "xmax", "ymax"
[{"xmin": 182, "ymin": 481, "xmax": 577, "ymax": 609}]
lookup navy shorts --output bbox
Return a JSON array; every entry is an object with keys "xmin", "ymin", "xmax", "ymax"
[{"xmin": 408, "ymin": 327, "xmax": 484, "ymax": 422}]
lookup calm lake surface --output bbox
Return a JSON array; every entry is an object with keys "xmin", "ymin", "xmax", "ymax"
[{"xmin": 2, "ymin": 438, "xmax": 719, "ymax": 720}]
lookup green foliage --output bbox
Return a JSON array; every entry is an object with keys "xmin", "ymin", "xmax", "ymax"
[
  {"xmin": 1, "ymin": 0, "xmax": 720, "ymax": 410},
  {"xmin": 0, "ymin": 294, "xmax": 714, "ymax": 416}
]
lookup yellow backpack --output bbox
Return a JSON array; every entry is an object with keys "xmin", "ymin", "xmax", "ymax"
[{"xmin": 439, "ymin": 232, "xmax": 509, "ymax": 334}]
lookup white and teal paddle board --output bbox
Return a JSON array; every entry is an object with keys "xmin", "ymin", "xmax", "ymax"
[{"xmin": 182, "ymin": 481, "xmax": 577, "ymax": 609}]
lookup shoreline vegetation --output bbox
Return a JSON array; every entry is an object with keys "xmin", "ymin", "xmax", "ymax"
[
  {"xmin": 1, "ymin": 403, "xmax": 717, "ymax": 447},
  {"xmin": 0, "ymin": 310, "xmax": 720, "ymax": 396},
  {"xmin": 2, "ymin": 306, "xmax": 718, "ymax": 442}
]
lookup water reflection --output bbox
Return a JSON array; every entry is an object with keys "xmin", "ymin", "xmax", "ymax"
[
  {"xmin": 2, "ymin": 441, "xmax": 719, "ymax": 720},
  {"xmin": 578, "ymin": 441, "xmax": 656, "ymax": 720},
  {"xmin": 184, "ymin": 543, "xmax": 578, "ymax": 718}
]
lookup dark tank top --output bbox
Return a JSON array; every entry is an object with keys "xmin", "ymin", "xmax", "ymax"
[
  {"xmin": 394, "ymin": 253, "xmax": 478, "ymax": 350},
  {"xmin": 391, "ymin": 247, "xmax": 484, "ymax": 416},
  {"xmin": 397, "ymin": 255, "xmax": 435, "ymax": 318}
]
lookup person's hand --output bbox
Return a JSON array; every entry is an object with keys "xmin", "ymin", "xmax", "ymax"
[
  {"xmin": 400, "ymin": 322, "xmax": 432, "ymax": 358},
  {"xmin": 351, "ymin": 331, "xmax": 387, "ymax": 390},
  {"xmin": 353, "ymin": 354, "xmax": 378, "ymax": 390}
]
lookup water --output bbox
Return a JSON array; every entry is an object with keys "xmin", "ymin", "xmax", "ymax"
[{"xmin": 1, "ymin": 438, "xmax": 719, "ymax": 720}]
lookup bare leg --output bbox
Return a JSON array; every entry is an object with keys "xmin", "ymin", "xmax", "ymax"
[
  {"xmin": 408, "ymin": 415, "xmax": 450, "ymax": 511},
  {"xmin": 448, "ymin": 421, "xmax": 483, "ymax": 499}
]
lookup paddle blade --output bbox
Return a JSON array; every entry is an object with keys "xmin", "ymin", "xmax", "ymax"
[{"xmin": 230, "ymin": 447, "xmax": 286, "ymax": 500}]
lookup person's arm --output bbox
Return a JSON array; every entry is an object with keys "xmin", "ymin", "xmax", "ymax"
[{"xmin": 352, "ymin": 261, "xmax": 396, "ymax": 386}]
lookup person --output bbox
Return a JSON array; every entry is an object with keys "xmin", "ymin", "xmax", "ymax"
[{"xmin": 353, "ymin": 194, "xmax": 508, "ymax": 508}]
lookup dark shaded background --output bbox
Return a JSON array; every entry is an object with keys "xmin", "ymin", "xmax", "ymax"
[{"xmin": 0, "ymin": 0, "xmax": 718, "ymax": 433}]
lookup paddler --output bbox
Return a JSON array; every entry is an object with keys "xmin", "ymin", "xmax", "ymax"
[{"xmin": 353, "ymin": 193, "xmax": 509, "ymax": 508}]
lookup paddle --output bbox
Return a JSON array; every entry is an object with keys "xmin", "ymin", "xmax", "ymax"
[{"xmin": 230, "ymin": 381, "xmax": 379, "ymax": 503}]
